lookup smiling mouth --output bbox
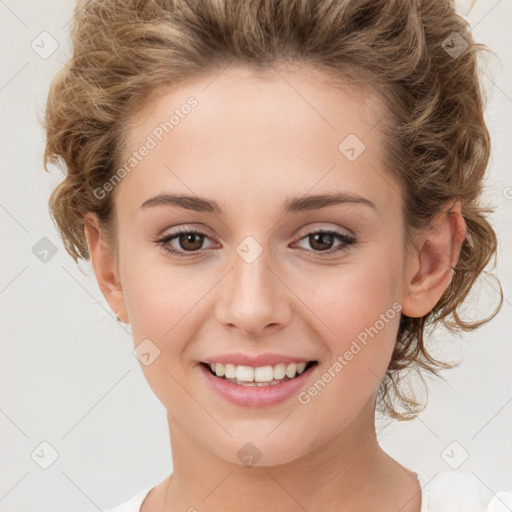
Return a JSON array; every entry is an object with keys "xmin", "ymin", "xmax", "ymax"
[{"xmin": 200, "ymin": 361, "xmax": 318, "ymax": 386}]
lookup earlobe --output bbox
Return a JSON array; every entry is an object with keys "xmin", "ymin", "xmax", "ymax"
[
  {"xmin": 84, "ymin": 212, "xmax": 128, "ymax": 323},
  {"xmin": 401, "ymin": 200, "xmax": 467, "ymax": 318}
]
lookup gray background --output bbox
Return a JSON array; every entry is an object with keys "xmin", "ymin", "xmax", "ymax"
[{"xmin": 1, "ymin": 0, "xmax": 511, "ymax": 510}]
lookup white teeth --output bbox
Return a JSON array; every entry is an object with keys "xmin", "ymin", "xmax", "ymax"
[
  {"xmin": 208, "ymin": 361, "xmax": 313, "ymax": 383},
  {"xmin": 273, "ymin": 363, "xmax": 286, "ymax": 379},
  {"xmin": 235, "ymin": 365, "xmax": 254, "ymax": 382},
  {"xmin": 224, "ymin": 363, "xmax": 236, "ymax": 379},
  {"xmin": 285, "ymin": 363, "xmax": 297, "ymax": 378},
  {"xmin": 214, "ymin": 363, "xmax": 224, "ymax": 377},
  {"xmin": 254, "ymin": 365, "xmax": 274, "ymax": 382}
]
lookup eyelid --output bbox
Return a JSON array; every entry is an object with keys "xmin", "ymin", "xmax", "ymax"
[
  {"xmin": 291, "ymin": 226, "xmax": 357, "ymax": 254},
  {"xmin": 158, "ymin": 223, "xmax": 353, "ymax": 242},
  {"xmin": 295, "ymin": 223, "xmax": 354, "ymax": 238},
  {"xmin": 155, "ymin": 223, "xmax": 357, "ymax": 257},
  {"xmin": 157, "ymin": 226, "xmax": 216, "ymax": 247},
  {"xmin": 158, "ymin": 222, "xmax": 213, "ymax": 237}
]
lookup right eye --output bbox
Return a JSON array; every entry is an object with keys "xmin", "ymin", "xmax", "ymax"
[{"xmin": 155, "ymin": 228, "xmax": 216, "ymax": 257}]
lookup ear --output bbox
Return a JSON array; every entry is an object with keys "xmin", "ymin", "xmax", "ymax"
[
  {"xmin": 84, "ymin": 212, "xmax": 128, "ymax": 324},
  {"xmin": 401, "ymin": 200, "xmax": 467, "ymax": 318}
]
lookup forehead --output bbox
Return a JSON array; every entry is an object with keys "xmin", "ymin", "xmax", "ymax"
[
  {"xmin": 126, "ymin": 63, "xmax": 382, "ymax": 145},
  {"xmin": 115, "ymin": 63, "xmax": 398, "ymax": 217}
]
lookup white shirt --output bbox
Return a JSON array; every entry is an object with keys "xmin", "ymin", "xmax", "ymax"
[{"xmin": 104, "ymin": 471, "xmax": 512, "ymax": 512}]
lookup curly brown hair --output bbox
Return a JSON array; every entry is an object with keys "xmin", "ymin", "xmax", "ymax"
[{"xmin": 41, "ymin": 0, "xmax": 503, "ymax": 420}]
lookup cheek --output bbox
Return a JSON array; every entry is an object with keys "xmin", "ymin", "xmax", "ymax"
[
  {"xmin": 123, "ymin": 267, "xmax": 198, "ymax": 344},
  {"xmin": 293, "ymin": 253, "xmax": 403, "ymax": 380},
  {"xmin": 119, "ymin": 231, "xmax": 197, "ymax": 329},
  {"xmin": 120, "ymin": 260, "xmax": 198, "ymax": 411},
  {"xmin": 328, "ymin": 273, "xmax": 400, "ymax": 345},
  {"xmin": 302, "ymin": 251, "xmax": 401, "ymax": 329}
]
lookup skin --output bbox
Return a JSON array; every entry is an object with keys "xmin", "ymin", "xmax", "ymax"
[{"xmin": 84, "ymin": 63, "xmax": 466, "ymax": 512}]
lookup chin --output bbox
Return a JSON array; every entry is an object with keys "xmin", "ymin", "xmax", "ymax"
[{"xmin": 205, "ymin": 432, "xmax": 315, "ymax": 469}]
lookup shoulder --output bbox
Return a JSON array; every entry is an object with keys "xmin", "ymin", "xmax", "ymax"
[
  {"xmin": 104, "ymin": 486, "xmax": 153, "ymax": 512},
  {"xmin": 419, "ymin": 470, "xmax": 512, "ymax": 512}
]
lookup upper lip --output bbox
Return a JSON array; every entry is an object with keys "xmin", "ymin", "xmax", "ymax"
[{"xmin": 200, "ymin": 352, "xmax": 316, "ymax": 367}]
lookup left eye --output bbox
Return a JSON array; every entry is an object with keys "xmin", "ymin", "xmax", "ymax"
[
  {"xmin": 293, "ymin": 230, "xmax": 357, "ymax": 254},
  {"xmin": 155, "ymin": 228, "xmax": 357, "ymax": 257}
]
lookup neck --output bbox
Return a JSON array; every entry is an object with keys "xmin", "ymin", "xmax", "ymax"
[{"xmin": 159, "ymin": 396, "xmax": 421, "ymax": 512}]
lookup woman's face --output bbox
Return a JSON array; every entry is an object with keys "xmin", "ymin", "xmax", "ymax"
[{"xmin": 102, "ymin": 64, "xmax": 416, "ymax": 465}]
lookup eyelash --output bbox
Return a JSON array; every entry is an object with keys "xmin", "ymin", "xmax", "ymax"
[{"xmin": 154, "ymin": 227, "xmax": 358, "ymax": 258}]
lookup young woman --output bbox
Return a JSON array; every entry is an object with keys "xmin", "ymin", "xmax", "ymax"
[{"xmin": 42, "ymin": 0, "xmax": 508, "ymax": 510}]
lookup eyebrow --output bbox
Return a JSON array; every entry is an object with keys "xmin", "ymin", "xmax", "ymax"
[{"xmin": 140, "ymin": 191, "xmax": 377, "ymax": 214}]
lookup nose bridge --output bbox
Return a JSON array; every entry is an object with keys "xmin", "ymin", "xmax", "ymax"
[{"xmin": 215, "ymin": 237, "xmax": 291, "ymax": 335}]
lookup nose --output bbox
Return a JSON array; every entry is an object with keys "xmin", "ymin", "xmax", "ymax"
[{"xmin": 214, "ymin": 247, "xmax": 292, "ymax": 337}]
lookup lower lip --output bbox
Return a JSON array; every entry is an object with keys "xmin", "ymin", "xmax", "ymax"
[{"xmin": 198, "ymin": 363, "xmax": 317, "ymax": 408}]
